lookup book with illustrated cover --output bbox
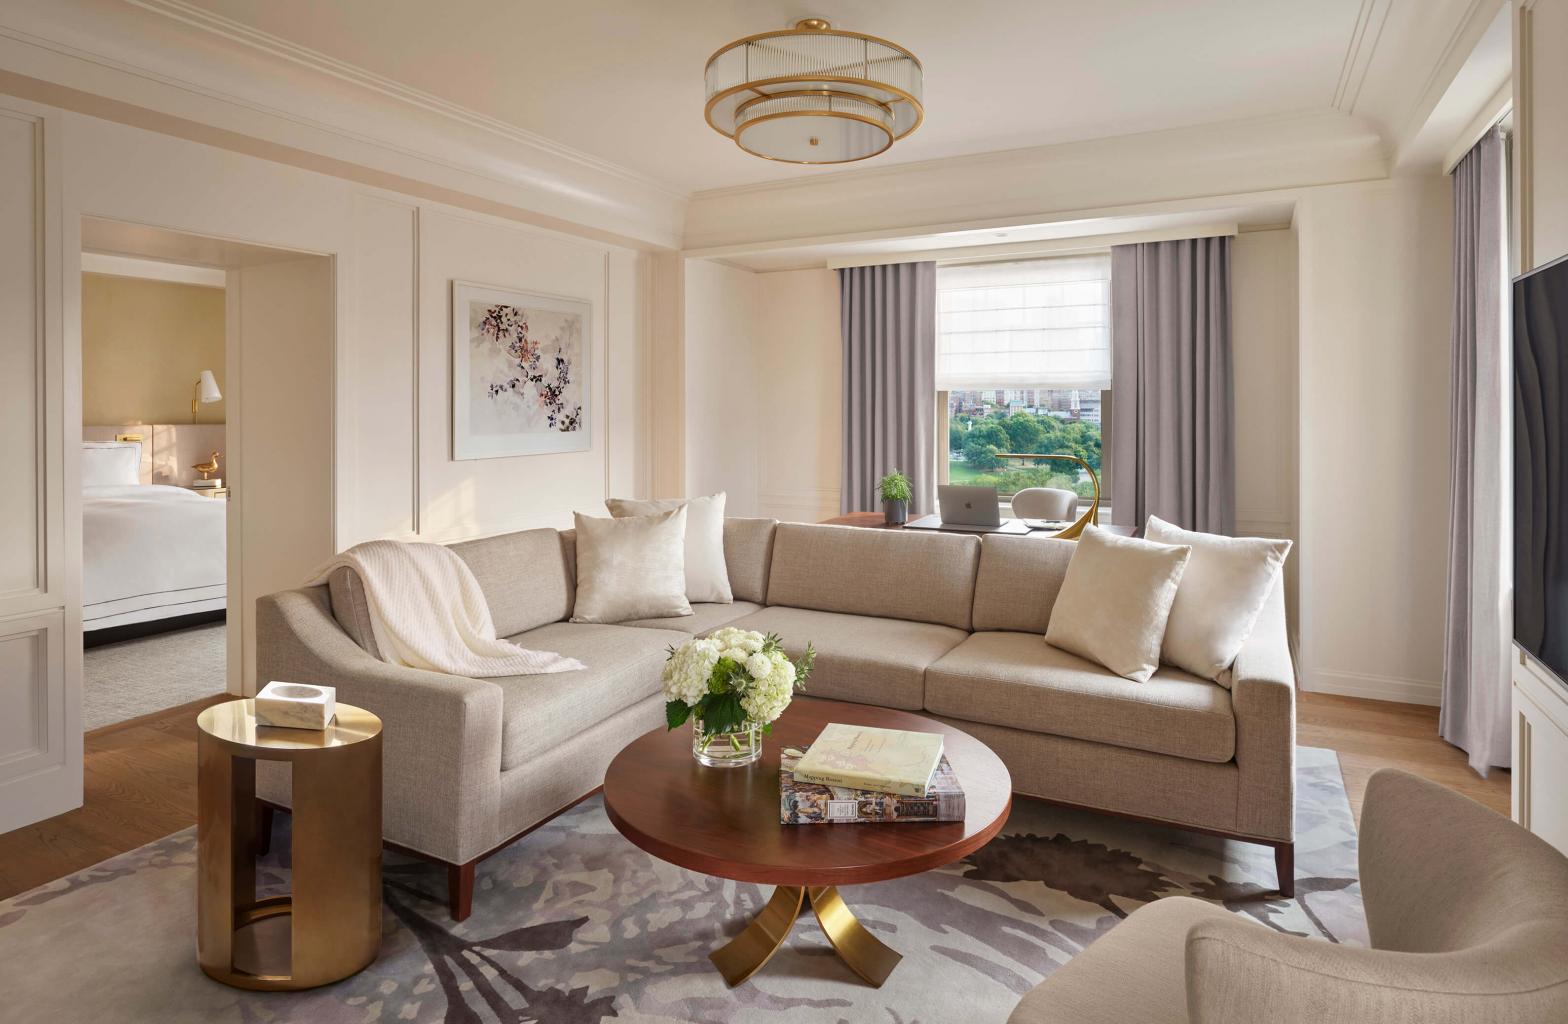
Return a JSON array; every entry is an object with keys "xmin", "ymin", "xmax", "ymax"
[
  {"xmin": 789, "ymin": 722, "xmax": 944, "ymax": 797},
  {"xmin": 780, "ymin": 746, "xmax": 965, "ymax": 824}
]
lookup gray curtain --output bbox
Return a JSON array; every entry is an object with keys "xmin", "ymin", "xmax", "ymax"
[
  {"xmin": 1110, "ymin": 236, "xmax": 1235, "ymax": 533},
  {"xmin": 1441, "ymin": 126, "xmax": 1510, "ymax": 775},
  {"xmin": 839, "ymin": 262, "xmax": 937, "ymax": 514}
]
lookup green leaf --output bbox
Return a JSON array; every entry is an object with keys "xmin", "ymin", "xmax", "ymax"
[
  {"xmin": 697, "ymin": 690, "xmax": 746, "ymax": 735},
  {"xmin": 664, "ymin": 700, "xmax": 691, "ymax": 731}
]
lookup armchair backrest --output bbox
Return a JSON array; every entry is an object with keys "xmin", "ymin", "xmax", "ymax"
[
  {"xmin": 1011, "ymin": 487, "xmax": 1077, "ymax": 520},
  {"xmin": 1359, "ymin": 769, "xmax": 1568, "ymax": 956},
  {"xmin": 1185, "ymin": 769, "xmax": 1568, "ymax": 1023}
]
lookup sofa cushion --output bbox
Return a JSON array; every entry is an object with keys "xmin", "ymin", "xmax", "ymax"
[
  {"xmin": 725, "ymin": 605, "xmax": 968, "ymax": 710},
  {"xmin": 450, "ymin": 528, "xmax": 574, "ymax": 636},
  {"xmin": 724, "ymin": 517, "xmax": 778, "ymax": 603},
  {"xmin": 927, "ymin": 631, "xmax": 1235, "ymax": 763},
  {"xmin": 765, "ymin": 523, "xmax": 981, "ymax": 630},
  {"xmin": 1043, "ymin": 526, "xmax": 1191, "ymax": 683},
  {"xmin": 972, "ymin": 534, "xmax": 1076, "ymax": 634},
  {"xmin": 607, "ymin": 494, "xmax": 733, "ymax": 603},
  {"xmin": 620, "ymin": 600, "xmax": 763, "ymax": 634},
  {"xmin": 570, "ymin": 509, "xmax": 691, "ymax": 623},
  {"xmin": 493, "ymin": 621, "xmax": 681, "ymax": 770}
]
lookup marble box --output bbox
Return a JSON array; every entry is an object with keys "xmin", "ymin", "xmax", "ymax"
[{"xmin": 255, "ymin": 680, "xmax": 337, "ymax": 730}]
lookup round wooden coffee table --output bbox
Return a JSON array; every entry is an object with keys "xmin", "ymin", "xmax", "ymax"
[{"xmin": 602, "ymin": 697, "xmax": 1011, "ymax": 987}]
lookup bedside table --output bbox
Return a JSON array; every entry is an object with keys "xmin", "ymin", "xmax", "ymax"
[{"xmin": 187, "ymin": 485, "xmax": 228, "ymax": 499}]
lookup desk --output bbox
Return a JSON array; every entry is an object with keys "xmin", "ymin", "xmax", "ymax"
[{"xmin": 820, "ymin": 511, "xmax": 1134, "ymax": 537}]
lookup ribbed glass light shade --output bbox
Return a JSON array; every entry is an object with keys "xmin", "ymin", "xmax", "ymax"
[{"xmin": 705, "ymin": 20, "xmax": 923, "ymax": 164}]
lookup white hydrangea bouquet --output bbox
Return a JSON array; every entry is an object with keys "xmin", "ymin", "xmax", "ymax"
[{"xmin": 663, "ymin": 627, "xmax": 815, "ymax": 767}]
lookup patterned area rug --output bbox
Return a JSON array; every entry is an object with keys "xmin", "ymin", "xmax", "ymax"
[{"xmin": 0, "ymin": 747, "xmax": 1363, "ymax": 1023}]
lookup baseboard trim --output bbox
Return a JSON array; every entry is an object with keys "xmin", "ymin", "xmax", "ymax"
[{"xmin": 1304, "ymin": 668, "xmax": 1442, "ymax": 707}]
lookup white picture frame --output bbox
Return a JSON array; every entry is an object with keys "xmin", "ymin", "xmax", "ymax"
[{"xmin": 451, "ymin": 280, "xmax": 592, "ymax": 460}]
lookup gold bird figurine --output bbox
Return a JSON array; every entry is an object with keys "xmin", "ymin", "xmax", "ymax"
[{"xmin": 192, "ymin": 451, "xmax": 221, "ymax": 480}]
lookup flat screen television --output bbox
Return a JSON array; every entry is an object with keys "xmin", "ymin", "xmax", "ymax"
[{"xmin": 1514, "ymin": 251, "xmax": 1568, "ymax": 684}]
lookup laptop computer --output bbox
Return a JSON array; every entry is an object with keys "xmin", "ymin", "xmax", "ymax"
[{"xmin": 904, "ymin": 485, "xmax": 1030, "ymax": 534}]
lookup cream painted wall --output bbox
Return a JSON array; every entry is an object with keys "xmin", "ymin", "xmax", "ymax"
[
  {"xmin": 231, "ymin": 256, "xmax": 334, "ymax": 693},
  {"xmin": 1231, "ymin": 229, "xmax": 1300, "ymax": 639},
  {"xmin": 80, "ymin": 273, "xmax": 225, "ymax": 425},
  {"xmin": 755, "ymin": 268, "xmax": 841, "ymax": 522},
  {"xmin": 1520, "ymin": 0, "xmax": 1568, "ymax": 269},
  {"xmin": 1295, "ymin": 176, "xmax": 1453, "ymax": 705},
  {"xmin": 682, "ymin": 260, "xmax": 760, "ymax": 516}
]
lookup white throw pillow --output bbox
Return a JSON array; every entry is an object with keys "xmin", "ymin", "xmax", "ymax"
[
  {"xmin": 570, "ymin": 507, "xmax": 693, "ymax": 624},
  {"xmin": 605, "ymin": 493, "xmax": 733, "ymax": 604},
  {"xmin": 1044, "ymin": 525, "xmax": 1192, "ymax": 683},
  {"xmin": 82, "ymin": 441, "xmax": 141, "ymax": 487},
  {"xmin": 1144, "ymin": 515, "xmax": 1292, "ymax": 684}
]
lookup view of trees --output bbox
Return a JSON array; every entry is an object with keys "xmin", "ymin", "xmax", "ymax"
[{"xmin": 948, "ymin": 405, "xmax": 1103, "ymax": 498}]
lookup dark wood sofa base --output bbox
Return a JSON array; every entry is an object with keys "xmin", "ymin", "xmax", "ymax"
[{"xmin": 261, "ymin": 784, "xmax": 1293, "ymax": 921}]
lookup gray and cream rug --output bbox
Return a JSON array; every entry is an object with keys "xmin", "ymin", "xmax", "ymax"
[{"xmin": 0, "ymin": 747, "xmax": 1363, "ymax": 1023}]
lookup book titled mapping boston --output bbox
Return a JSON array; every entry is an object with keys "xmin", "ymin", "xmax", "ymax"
[
  {"xmin": 781, "ymin": 746, "xmax": 966, "ymax": 824},
  {"xmin": 789, "ymin": 722, "xmax": 945, "ymax": 797}
]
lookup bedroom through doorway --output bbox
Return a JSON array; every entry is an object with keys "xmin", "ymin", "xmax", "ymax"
[{"xmin": 77, "ymin": 219, "xmax": 335, "ymax": 732}]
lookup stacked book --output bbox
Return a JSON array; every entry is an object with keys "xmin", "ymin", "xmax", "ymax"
[{"xmin": 780, "ymin": 722, "xmax": 966, "ymax": 824}]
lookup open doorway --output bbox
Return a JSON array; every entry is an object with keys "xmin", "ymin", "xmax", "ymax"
[
  {"xmin": 80, "ymin": 251, "xmax": 228, "ymax": 728},
  {"xmin": 77, "ymin": 218, "xmax": 334, "ymax": 729}
]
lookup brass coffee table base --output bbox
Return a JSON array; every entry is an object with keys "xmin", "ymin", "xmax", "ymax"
[{"xmin": 710, "ymin": 885, "xmax": 901, "ymax": 988}]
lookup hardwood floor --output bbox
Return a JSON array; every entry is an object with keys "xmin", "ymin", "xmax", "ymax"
[
  {"xmin": 0, "ymin": 693, "xmax": 230, "ymax": 900},
  {"xmin": 1298, "ymin": 691, "xmax": 1510, "ymax": 822},
  {"xmin": 0, "ymin": 690, "xmax": 1511, "ymax": 901}
]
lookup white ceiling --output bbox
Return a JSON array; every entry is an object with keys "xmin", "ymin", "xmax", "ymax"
[{"xmin": 174, "ymin": 0, "xmax": 1484, "ymax": 195}]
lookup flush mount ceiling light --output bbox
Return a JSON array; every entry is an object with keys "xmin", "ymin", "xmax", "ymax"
[{"xmin": 704, "ymin": 18, "xmax": 923, "ymax": 165}]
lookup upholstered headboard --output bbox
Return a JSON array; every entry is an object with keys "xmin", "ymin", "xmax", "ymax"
[{"xmin": 83, "ymin": 423, "xmax": 225, "ymax": 487}]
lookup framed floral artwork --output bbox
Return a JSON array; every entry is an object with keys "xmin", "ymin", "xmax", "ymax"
[{"xmin": 451, "ymin": 281, "xmax": 592, "ymax": 460}]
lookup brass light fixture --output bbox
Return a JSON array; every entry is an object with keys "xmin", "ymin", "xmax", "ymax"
[{"xmin": 704, "ymin": 18, "xmax": 923, "ymax": 164}]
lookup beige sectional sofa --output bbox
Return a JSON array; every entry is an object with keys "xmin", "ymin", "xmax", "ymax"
[{"xmin": 256, "ymin": 518, "xmax": 1295, "ymax": 920}]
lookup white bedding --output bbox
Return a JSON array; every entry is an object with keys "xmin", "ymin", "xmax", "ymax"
[{"xmin": 83, "ymin": 484, "xmax": 226, "ymax": 630}]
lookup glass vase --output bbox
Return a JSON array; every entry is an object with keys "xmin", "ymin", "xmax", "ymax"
[{"xmin": 691, "ymin": 718, "xmax": 762, "ymax": 767}]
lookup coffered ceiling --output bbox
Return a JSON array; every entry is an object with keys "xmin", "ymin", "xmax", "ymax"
[{"xmin": 157, "ymin": 0, "xmax": 1487, "ymax": 195}]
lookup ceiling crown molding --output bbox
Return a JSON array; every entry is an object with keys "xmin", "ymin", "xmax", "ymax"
[
  {"xmin": 1333, "ymin": 0, "xmax": 1392, "ymax": 113},
  {"xmin": 127, "ymin": 0, "xmax": 686, "ymax": 200}
]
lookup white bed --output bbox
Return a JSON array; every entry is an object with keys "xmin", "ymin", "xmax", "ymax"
[{"xmin": 82, "ymin": 442, "xmax": 226, "ymax": 632}]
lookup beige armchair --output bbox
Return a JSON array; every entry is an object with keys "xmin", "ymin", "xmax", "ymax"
[
  {"xmin": 1010, "ymin": 486, "xmax": 1077, "ymax": 520},
  {"xmin": 1009, "ymin": 769, "xmax": 1568, "ymax": 1023}
]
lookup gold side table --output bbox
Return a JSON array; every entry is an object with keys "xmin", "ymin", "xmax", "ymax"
[{"xmin": 196, "ymin": 699, "xmax": 382, "ymax": 990}]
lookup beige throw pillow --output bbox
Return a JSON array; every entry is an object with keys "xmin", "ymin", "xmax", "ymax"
[
  {"xmin": 570, "ymin": 508, "xmax": 693, "ymax": 624},
  {"xmin": 1044, "ymin": 525, "xmax": 1192, "ymax": 683},
  {"xmin": 1144, "ymin": 515, "xmax": 1292, "ymax": 684},
  {"xmin": 605, "ymin": 493, "xmax": 733, "ymax": 604}
]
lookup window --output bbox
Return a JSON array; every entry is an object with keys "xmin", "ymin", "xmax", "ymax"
[{"xmin": 936, "ymin": 255, "xmax": 1111, "ymax": 505}]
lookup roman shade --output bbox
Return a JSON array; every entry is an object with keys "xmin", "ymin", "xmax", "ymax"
[{"xmin": 936, "ymin": 254, "xmax": 1112, "ymax": 390}]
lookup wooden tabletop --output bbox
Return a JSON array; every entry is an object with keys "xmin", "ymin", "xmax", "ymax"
[
  {"xmin": 602, "ymin": 697, "xmax": 1012, "ymax": 887},
  {"xmin": 821, "ymin": 511, "xmax": 1134, "ymax": 536}
]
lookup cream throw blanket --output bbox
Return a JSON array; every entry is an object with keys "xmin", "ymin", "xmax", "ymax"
[{"xmin": 307, "ymin": 540, "xmax": 584, "ymax": 677}]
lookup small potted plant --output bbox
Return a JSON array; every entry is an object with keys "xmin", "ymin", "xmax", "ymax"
[{"xmin": 879, "ymin": 469, "xmax": 912, "ymax": 525}]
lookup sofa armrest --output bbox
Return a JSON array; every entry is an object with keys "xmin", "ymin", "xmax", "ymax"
[
  {"xmin": 256, "ymin": 586, "xmax": 504, "ymax": 865},
  {"xmin": 1229, "ymin": 577, "xmax": 1295, "ymax": 840}
]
